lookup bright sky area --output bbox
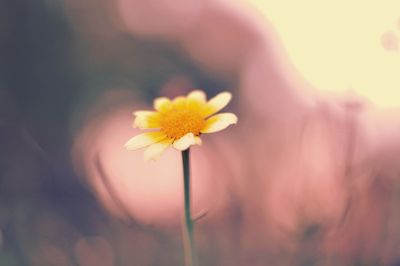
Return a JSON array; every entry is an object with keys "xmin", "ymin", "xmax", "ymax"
[{"xmin": 250, "ymin": 0, "xmax": 400, "ymax": 107}]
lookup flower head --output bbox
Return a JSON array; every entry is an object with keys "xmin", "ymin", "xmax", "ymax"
[{"xmin": 125, "ymin": 90, "xmax": 238, "ymax": 160}]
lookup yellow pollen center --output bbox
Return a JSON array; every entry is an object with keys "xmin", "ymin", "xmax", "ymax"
[{"xmin": 160, "ymin": 109, "xmax": 205, "ymax": 139}]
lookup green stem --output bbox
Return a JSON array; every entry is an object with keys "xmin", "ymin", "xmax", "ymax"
[{"xmin": 182, "ymin": 149, "xmax": 197, "ymax": 266}]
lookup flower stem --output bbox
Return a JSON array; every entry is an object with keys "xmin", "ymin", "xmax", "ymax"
[{"xmin": 182, "ymin": 149, "xmax": 197, "ymax": 266}]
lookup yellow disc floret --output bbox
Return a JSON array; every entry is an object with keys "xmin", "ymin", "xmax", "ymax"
[{"xmin": 160, "ymin": 108, "xmax": 205, "ymax": 139}]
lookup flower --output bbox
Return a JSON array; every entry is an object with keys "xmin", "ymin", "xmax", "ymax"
[{"xmin": 125, "ymin": 90, "xmax": 238, "ymax": 160}]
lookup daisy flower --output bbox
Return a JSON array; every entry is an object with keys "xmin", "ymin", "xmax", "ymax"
[{"xmin": 125, "ymin": 90, "xmax": 237, "ymax": 160}]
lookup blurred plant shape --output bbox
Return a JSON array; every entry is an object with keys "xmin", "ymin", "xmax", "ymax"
[{"xmin": 125, "ymin": 90, "xmax": 237, "ymax": 265}]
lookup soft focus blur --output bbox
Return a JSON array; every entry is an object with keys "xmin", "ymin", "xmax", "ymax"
[{"xmin": 1, "ymin": 0, "xmax": 400, "ymax": 265}]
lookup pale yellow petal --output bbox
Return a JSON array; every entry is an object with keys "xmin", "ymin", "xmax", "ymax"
[
  {"xmin": 134, "ymin": 111, "xmax": 155, "ymax": 116},
  {"xmin": 194, "ymin": 136, "xmax": 202, "ymax": 145},
  {"xmin": 144, "ymin": 138, "xmax": 173, "ymax": 161},
  {"xmin": 125, "ymin": 132, "xmax": 167, "ymax": 150},
  {"xmin": 187, "ymin": 91, "xmax": 207, "ymax": 112},
  {"xmin": 134, "ymin": 118, "xmax": 160, "ymax": 129},
  {"xmin": 133, "ymin": 112, "xmax": 161, "ymax": 129},
  {"xmin": 187, "ymin": 90, "xmax": 206, "ymax": 103},
  {"xmin": 172, "ymin": 133, "xmax": 197, "ymax": 151},
  {"xmin": 200, "ymin": 113, "xmax": 238, "ymax": 133},
  {"xmin": 201, "ymin": 91, "xmax": 232, "ymax": 117},
  {"xmin": 172, "ymin": 96, "xmax": 187, "ymax": 110},
  {"xmin": 154, "ymin": 97, "xmax": 172, "ymax": 113},
  {"xmin": 133, "ymin": 111, "xmax": 157, "ymax": 120}
]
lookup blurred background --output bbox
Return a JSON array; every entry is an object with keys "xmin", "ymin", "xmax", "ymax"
[{"xmin": 1, "ymin": 0, "xmax": 400, "ymax": 265}]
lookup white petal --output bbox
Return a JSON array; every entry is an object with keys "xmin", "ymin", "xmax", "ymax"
[
  {"xmin": 172, "ymin": 96, "xmax": 187, "ymax": 110},
  {"xmin": 201, "ymin": 113, "xmax": 238, "ymax": 133},
  {"xmin": 154, "ymin": 97, "xmax": 172, "ymax": 112},
  {"xmin": 124, "ymin": 132, "xmax": 167, "ymax": 150},
  {"xmin": 144, "ymin": 138, "xmax": 173, "ymax": 161},
  {"xmin": 187, "ymin": 90, "xmax": 206, "ymax": 103},
  {"xmin": 173, "ymin": 133, "xmax": 197, "ymax": 151},
  {"xmin": 133, "ymin": 111, "xmax": 161, "ymax": 129},
  {"xmin": 201, "ymin": 91, "xmax": 232, "ymax": 117},
  {"xmin": 194, "ymin": 136, "xmax": 202, "ymax": 145},
  {"xmin": 134, "ymin": 111, "xmax": 156, "ymax": 116}
]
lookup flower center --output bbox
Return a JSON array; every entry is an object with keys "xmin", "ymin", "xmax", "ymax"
[{"xmin": 160, "ymin": 109, "xmax": 205, "ymax": 139}]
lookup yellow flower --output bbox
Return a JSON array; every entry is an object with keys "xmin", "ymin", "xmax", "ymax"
[{"xmin": 125, "ymin": 90, "xmax": 238, "ymax": 160}]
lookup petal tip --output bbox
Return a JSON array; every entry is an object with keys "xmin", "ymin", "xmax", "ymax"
[
  {"xmin": 173, "ymin": 133, "xmax": 196, "ymax": 151},
  {"xmin": 231, "ymin": 114, "xmax": 238, "ymax": 124},
  {"xmin": 222, "ymin": 91, "xmax": 232, "ymax": 96},
  {"xmin": 220, "ymin": 91, "xmax": 232, "ymax": 101}
]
